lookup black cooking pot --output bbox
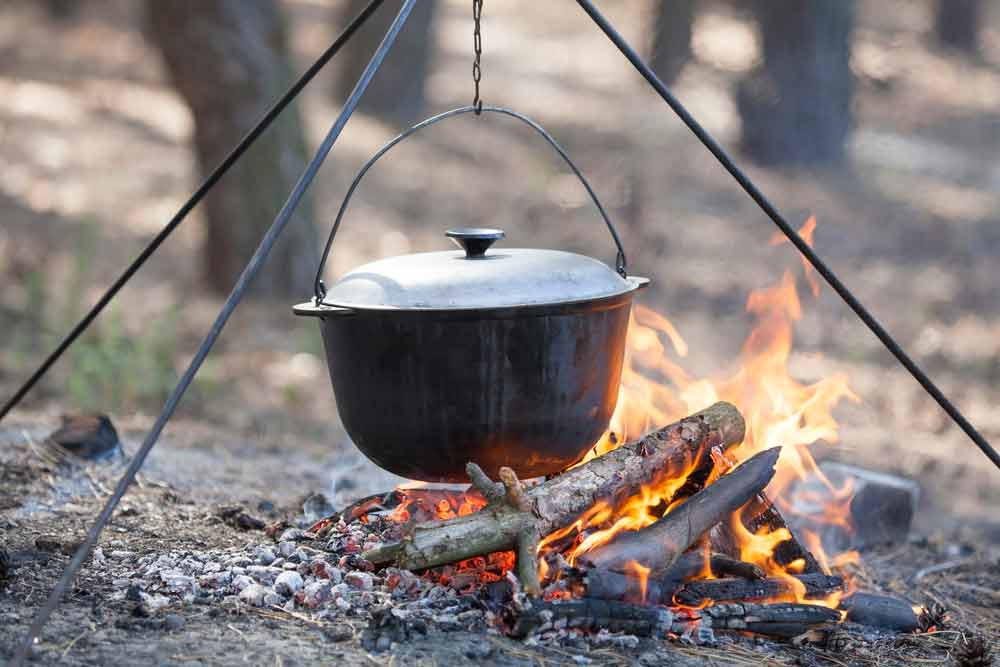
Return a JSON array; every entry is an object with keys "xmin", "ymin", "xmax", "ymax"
[{"xmin": 295, "ymin": 106, "xmax": 648, "ymax": 481}]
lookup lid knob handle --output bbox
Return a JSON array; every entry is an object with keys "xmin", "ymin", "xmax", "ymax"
[{"xmin": 446, "ymin": 228, "xmax": 505, "ymax": 258}]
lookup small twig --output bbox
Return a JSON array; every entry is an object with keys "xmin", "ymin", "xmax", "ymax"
[
  {"xmin": 498, "ymin": 467, "xmax": 531, "ymax": 512},
  {"xmin": 913, "ymin": 558, "xmax": 973, "ymax": 583},
  {"xmin": 60, "ymin": 630, "xmax": 88, "ymax": 658},
  {"xmin": 464, "ymin": 463, "xmax": 505, "ymax": 504}
]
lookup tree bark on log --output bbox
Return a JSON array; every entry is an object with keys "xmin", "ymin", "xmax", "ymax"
[
  {"xmin": 147, "ymin": 0, "xmax": 318, "ymax": 296},
  {"xmin": 364, "ymin": 402, "xmax": 745, "ymax": 584},
  {"xmin": 582, "ymin": 447, "xmax": 781, "ymax": 573}
]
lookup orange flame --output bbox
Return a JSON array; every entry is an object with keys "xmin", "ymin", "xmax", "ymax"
[
  {"xmin": 543, "ymin": 216, "xmax": 861, "ymax": 602},
  {"xmin": 624, "ymin": 560, "xmax": 651, "ymax": 604},
  {"xmin": 388, "ymin": 216, "xmax": 861, "ymax": 608}
]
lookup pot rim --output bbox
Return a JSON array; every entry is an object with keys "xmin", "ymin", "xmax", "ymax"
[{"xmin": 294, "ymin": 276, "xmax": 649, "ymax": 319}]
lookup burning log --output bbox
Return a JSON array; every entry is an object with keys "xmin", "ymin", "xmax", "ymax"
[
  {"xmin": 673, "ymin": 574, "xmax": 844, "ymax": 607},
  {"xmin": 583, "ymin": 447, "xmax": 781, "ymax": 572},
  {"xmin": 505, "ymin": 598, "xmax": 674, "ymax": 638},
  {"xmin": 364, "ymin": 402, "xmax": 746, "ymax": 592},
  {"xmin": 577, "ymin": 566, "xmax": 842, "ymax": 607},
  {"xmin": 703, "ymin": 602, "xmax": 843, "ymax": 639},
  {"xmin": 740, "ymin": 493, "xmax": 823, "ymax": 573}
]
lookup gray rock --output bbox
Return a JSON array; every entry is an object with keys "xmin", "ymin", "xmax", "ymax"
[
  {"xmin": 277, "ymin": 541, "xmax": 297, "ymax": 558},
  {"xmin": 238, "ymin": 583, "xmax": 268, "ymax": 607},
  {"xmin": 279, "ymin": 528, "xmax": 306, "ymax": 542},
  {"xmin": 254, "ymin": 546, "xmax": 276, "ymax": 566},
  {"xmin": 246, "ymin": 565, "xmax": 282, "ymax": 583},
  {"xmin": 263, "ymin": 592, "xmax": 284, "ymax": 607},
  {"xmin": 274, "ymin": 570, "xmax": 304, "ymax": 596},
  {"xmin": 345, "ymin": 571, "xmax": 373, "ymax": 591},
  {"xmin": 231, "ymin": 574, "xmax": 254, "ymax": 592},
  {"xmin": 164, "ymin": 614, "xmax": 185, "ymax": 631},
  {"xmin": 791, "ymin": 462, "xmax": 919, "ymax": 550}
]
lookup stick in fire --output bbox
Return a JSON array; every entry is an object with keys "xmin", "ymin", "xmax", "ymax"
[{"xmin": 364, "ymin": 402, "xmax": 746, "ymax": 592}]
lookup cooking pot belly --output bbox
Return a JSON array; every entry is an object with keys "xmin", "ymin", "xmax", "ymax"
[{"xmin": 319, "ymin": 302, "xmax": 631, "ymax": 481}]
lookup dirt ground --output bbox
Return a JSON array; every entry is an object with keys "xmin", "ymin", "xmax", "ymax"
[{"xmin": 1, "ymin": 0, "xmax": 999, "ymax": 664}]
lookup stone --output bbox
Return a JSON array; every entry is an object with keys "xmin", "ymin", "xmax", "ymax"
[
  {"xmin": 311, "ymin": 561, "xmax": 342, "ymax": 584},
  {"xmin": 246, "ymin": 565, "xmax": 282, "ymax": 583},
  {"xmin": 279, "ymin": 528, "xmax": 306, "ymax": 542},
  {"xmin": 231, "ymin": 575, "xmax": 254, "ymax": 592},
  {"xmin": 274, "ymin": 571, "xmax": 304, "ymax": 596},
  {"xmin": 238, "ymin": 583, "xmax": 268, "ymax": 607},
  {"xmin": 791, "ymin": 462, "xmax": 919, "ymax": 551},
  {"xmin": 254, "ymin": 546, "xmax": 276, "ymax": 566},
  {"xmin": 263, "ymin": 592, "xmax": 284, "ymax": 607},
  {"xmin": 277, "ymin": 542, "xmax": 297, "ymax": 558},
  {"xmin": 297, "ymin": 582, "xmax": 333, "ymax": 609},
  {"xmin": 164, "ymin": 614, "xmax": 185, "ymax": 631},
  {"xmin": 323, "ymin": 622, "xmax": 354, "ymax": 642},
  {"xmin": 345, "ymin": 571, "xmax": 373, "ymax": 591}
]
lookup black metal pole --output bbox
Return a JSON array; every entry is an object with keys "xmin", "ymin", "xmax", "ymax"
[
  {"xmin": 10, "ymin": 2, "xmax": 417, "ymax": 662},
  {"xmin": 575, "ymin": 0, "xmax": 1000, "ymax": 470},
  {"xmin": 0, "ymin": 0, "xmax": 386, "ymax": 424}
]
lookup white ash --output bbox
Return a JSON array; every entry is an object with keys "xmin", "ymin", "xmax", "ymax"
[{"xmin": 85, "ymin": 507, "xmax": 716, "ymax": 651}]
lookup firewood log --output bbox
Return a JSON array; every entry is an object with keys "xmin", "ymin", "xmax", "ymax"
[
  {"xmin": 576, "ymin": 567, "xmax": 842, "ymax": 607},
  {"xmin": 504, "ymin": 598, "xmax": 674, "ymax": 638},
  {"xmin": 582, "ymin": 447, "xmax": 781, "ymax": 572},
  {"xmin": 364, "ymin": 402, "xmax": 746, "ymax": 594}
]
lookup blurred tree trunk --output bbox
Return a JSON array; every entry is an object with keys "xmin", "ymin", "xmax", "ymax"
[
  {"xmin": 935, "ymin": 0, "xmax": 981, "ymax": 52},
  {"xmin": 147, "ymin": 0, "xmax": 317, "ymax": 297},
  {"xmin": 649, "ymin": 0, "xmax": 696, "ymax": 84},
  {"xmin": 334, "ymin": 0, "xmax": 437, "ymax": 125},
  {"xmin": 737, "ymin": 0, "xmax": 855, "ymax": 165}
]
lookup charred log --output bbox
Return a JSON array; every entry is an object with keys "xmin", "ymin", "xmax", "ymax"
[
  {"xmin": 740, "ymin": 493, "xmax": 824, "ymax": 574},
  {"xmin": 576, "ymin": 566, "xmax": 840, "ymax": 607},
  {"xmin": 673, "ymin": 574, "xmax": 844, "ymax": 607},
  {"xmin": 839, "ymin": 593, "xmax": 920, "ymax": 632},
  {"xmin": 704, "ymin": 602, "xmax": 842, "ymax": 638},
  {"xmin": 364, "ymin": 403, "xmax": 746, "ymax": 586},
  {"xmin": 583, "ymin": 447, "xmax": 781, "ymax": 572},
  {"xmin": 505, "ymin": 598, "xmax": 673, "ymax": 639}
]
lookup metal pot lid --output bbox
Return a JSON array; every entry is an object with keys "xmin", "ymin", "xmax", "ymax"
[{"xmin": 321, "ymin": 228, "xmax": 644, "ymax": 311}]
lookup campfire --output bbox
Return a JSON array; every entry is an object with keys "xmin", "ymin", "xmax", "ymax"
[{"xmin": 298, "ymin": 219, "xmax": 928, "ymax": 646}]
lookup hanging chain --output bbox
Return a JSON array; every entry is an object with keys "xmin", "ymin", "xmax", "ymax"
[{"xmin": 472, "ymin": 0, "xmax": 483, "ymax": 114}]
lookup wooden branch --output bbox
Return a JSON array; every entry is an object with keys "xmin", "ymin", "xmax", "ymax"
[
  {"xmin": 504, "ymin": 598, "xmax": 674, "ymax": 639},
  {"xmin": 364, "ymin": 402, "xmax": 746, "ymax": 576},
  {"xmin": 582, "ymin": 447, "xmax": 781, "ymax": 573},
  {"xmin": 465, "ymin": 463, "xmax": 505, "ymax": 505},
  {"xmin": 516, "ymin": 525, "xmax": 541, "ymax": 596},
  {"xmin": 499, "ymin": 467, "xmax": 531, "ymax": 512}
]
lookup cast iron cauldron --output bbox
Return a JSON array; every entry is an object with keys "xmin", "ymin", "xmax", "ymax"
[{"xmin": 294, "ymin": 106, "xmax": 648, "ymax": 481}]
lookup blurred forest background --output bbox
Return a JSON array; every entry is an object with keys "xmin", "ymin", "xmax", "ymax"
[{"xmin": 1, "ymin": 1, "xmax": 998, "ymax": 531}]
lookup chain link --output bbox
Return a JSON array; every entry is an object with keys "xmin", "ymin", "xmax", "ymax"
[{"xmin": 472, "ymin": 0, "xmax": 483, "ymax": 114}]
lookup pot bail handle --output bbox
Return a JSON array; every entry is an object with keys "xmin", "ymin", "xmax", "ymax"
[{"xmin": 313, "ymin": 105, "xmax": 629, "ymax": 303}]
